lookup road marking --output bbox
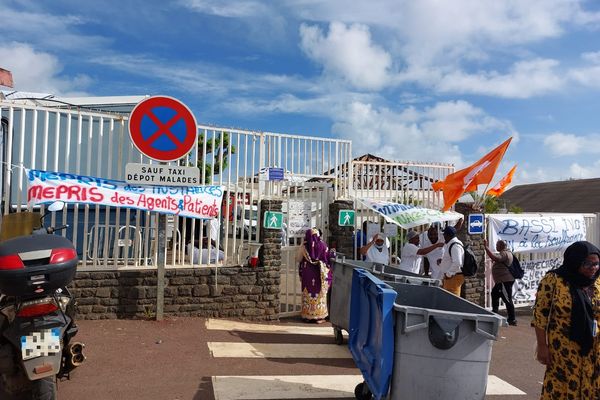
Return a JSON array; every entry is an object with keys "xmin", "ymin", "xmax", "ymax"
[
  {"xmin": 211, "ymin": 374, "xmax": 526, "ymax": 399},
  {"xmin": 212, "ymin": 375, "xmax": 363, "ymax": 400},
  {"xmin": 487, "ymin": 375, "xmax": 526, "ymax": 395},
  {"xmin": 207, "ymin": 342, "xmax": 352, "ymax": 358},
  {"xmin": 206, "ymin": 318, "xmax": 345, "ymax": 337}
]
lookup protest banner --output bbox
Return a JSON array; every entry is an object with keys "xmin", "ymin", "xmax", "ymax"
[
  {"xmin": 512, "ymin": 256, "xmax": 562, "ymax": 302},
  {"xmin": 358, "ymin": 199, "xmax": 463, "ymax": 229},
  {"xmin": 488, "ymin": 214, "xmax": 586, "ymax": 254},
  {"xmin": 27, "ymin": 169, "xmax": 223, "ymax": 219}
]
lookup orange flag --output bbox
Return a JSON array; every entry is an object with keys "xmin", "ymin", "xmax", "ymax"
[
  {"xmin": 432, "ymin": 138, "xmax": 512, "ymax": 211},
  {"xmin": 487, "ymin": 164, "xmax": 517, "ymax": 197}
]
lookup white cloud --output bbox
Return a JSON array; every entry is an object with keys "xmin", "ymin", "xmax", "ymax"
[
  {"xmin": 0, "ymin": 7, "xmax": 108, "ymax": 52},
  {"xmin": 91, "ymin": 53, "xmax": 314, "ymax": 98},
  {"xmin": 567, "ymin": 53, "xmax": 600, "ymax": 88},
  {"xmin": 181, "ymin": 0, "xmax": 270, "ymax": 18},
  {"xmin": 543, "ymin": 132, "xmax": 600, "ymax": 156},
  {"xmin": 569, "ymin": 161, "xmax": 600, "ymax": 179},
  {"xmin": 436, "ymin": 59, "xmax": 563, "ymax": 98},
  {"xmin": 299, "ymin": 22, "xmax": 392, "ymax": 91},
  {"xmin": 0, "ymin": 43, "xmax": 90, "ymax": 95},
  {"xmin": 330, "ymin": 100, "xmax": 515, "ymax": 165}
]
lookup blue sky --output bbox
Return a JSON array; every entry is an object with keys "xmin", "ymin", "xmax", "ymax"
[{"xmin": 2, "ymin": 0, "xmax": 600, "ymax": 186}]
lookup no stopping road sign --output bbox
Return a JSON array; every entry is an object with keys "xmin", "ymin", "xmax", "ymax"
[{"xmin": 129, "ymin": 96, "xmax": 198, "ymax": 162}]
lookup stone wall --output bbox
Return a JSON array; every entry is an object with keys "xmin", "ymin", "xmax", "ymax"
[
  {"xmin": 71, "ymin": 200, "xmax": 283, "ymax": 321},
  {"xmin": 455, "ymin": 202, "xmax": 486, "ymax": 306},
  {"xmin": 328, "ymin": 200, "xmax": 355, "ymax": 257},
  {"xmin": 71, "ymin": 267, "xmax": 280, "ymax": 320}
]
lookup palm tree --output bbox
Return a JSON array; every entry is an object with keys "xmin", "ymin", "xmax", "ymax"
[{"xmin": 184, "ymin": 131, "xmax": 236, "ymax": 184}]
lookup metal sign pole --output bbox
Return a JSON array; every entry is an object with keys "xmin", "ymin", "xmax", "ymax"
[{"xmin": 156, "ymin": 163, "xmax": 167, "ymax": 321}]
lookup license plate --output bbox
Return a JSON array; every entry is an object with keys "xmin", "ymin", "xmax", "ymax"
[{"xmin": 21, "ymin": 328, "xmax": 61, "ymax": 360}]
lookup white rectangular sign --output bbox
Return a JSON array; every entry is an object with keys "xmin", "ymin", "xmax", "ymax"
[
  {"xmin": 125, "ymin": 163, "xmax": 200, "ymax": 186},
  {"xmin": 287, "ymin": 200, "xmax": 312, "ymax": 237},
  {"xmin": 488, "ymin": 214, "xmax": 586, "ymax": 254},
  {"xmin": 27, "ymin": 169, "xmax": 222, "ymax": 219}
]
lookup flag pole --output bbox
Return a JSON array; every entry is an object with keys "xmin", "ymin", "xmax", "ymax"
[{"xmin": 475, "ymin": 181, "xmax": 493, "ymax": 210}]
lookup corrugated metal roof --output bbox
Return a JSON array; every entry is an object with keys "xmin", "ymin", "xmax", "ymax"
[{"xmin": 500, "ymin": 178, "xmax": 600, "ymax": 213}]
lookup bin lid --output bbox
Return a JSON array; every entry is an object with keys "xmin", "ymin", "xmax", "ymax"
[{"xmin": 348, "ymin": 269, "xmax": 396, "ymax": 400}]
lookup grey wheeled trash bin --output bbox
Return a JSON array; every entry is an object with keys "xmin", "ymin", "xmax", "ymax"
[
  {"xmin": 349, "ymin": 269, "xmax": 504, "ymax": 400},
  {"xmin": 329, "ymin": 259, "xmax": 439, "ymax": 345}
]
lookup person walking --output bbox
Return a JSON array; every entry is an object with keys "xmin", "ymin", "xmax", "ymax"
[
  {"xmin": 298, "ymin": 228, "xmax": 332, "ymax": 323},
  {"xmin": 399, "ymin": 230, "xmax": 444, "ymax": 274},
  {"xmin": 532, "ymin": 241, "xmax": 600, "ymax": 399},
  {"xmin": 484, "ymin": 239, "xmax": 517, "ymax": 326},
  {"xmin": 438, "ymin": 226, "xmax": 464, "ymax": 296}
]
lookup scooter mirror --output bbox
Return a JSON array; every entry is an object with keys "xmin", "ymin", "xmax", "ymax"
[{"xmin": 47, "ymin": 201, "xmax": 66, "ymax": 213}]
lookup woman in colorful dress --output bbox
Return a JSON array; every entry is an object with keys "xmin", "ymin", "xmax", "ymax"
[
  {"xmin": 298, "ymin": 228, "xmax": 332, "ymax": 323},
  {"xmin": 532, "ymin": 241, "xmax": 600, "ymax": 399}
]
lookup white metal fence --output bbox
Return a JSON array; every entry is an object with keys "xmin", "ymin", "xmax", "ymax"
[
  {"xmin": 349, "ymin": 159, "xmax": 455, "ymax": 261},
  {"xmin": 0, "ymin": 100, "xmax": 352, "ymax": 271}
]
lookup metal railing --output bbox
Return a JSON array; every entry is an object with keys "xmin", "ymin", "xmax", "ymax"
[{"xmin": 0, "ymin": 100, "xmax": 352, "ymax": 270}]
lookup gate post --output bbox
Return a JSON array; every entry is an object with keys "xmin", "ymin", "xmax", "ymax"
[
  {"xmin": 328, "ymin": 200, "xmax": 355, "ymax": 259},
  {"xmin": 260, "ymin": 199, "xmax": 283, "ymax": 259},
  {"xmin": 259, "ymin": 199, "xmax": 282, "ymax": 317},
  {"xmin": 455, "ymin": 202, "xmax": 486, "ymax": 306}
]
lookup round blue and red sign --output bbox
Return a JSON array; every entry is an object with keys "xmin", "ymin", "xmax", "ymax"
[{"xmin": 129, "ymin": 96, "xmax": 198, "ymax": 162}]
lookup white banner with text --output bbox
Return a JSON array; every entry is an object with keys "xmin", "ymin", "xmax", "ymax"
[
  {"xmin": 27, "ymin": 169, "xmax": 223, "ymax": 219},
  {"xmin": 359, "ymin": 199, "xmax": 463, "ymax": 229},
  {"xmin": 488, "ymin": 214, "xmax": 586, "ymax": 254}
]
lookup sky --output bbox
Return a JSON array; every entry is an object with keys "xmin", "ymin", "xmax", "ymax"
[{"xmin": 2, "ymin": 0, "xmax": 600, "ymax": 188}]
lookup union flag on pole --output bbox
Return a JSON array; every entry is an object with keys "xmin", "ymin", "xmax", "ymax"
[
  {"xmin": 432, "ymin": 137, "xmax": 512, "ymax": 211},
  {"xmin": 487, "ymin": 164, "xmax": 517, "ymax": 197},
  {"xmin": 0, "ymin": 68, "xmax": 13, "ymax": 88}
]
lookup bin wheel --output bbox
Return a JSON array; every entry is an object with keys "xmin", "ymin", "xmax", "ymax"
[
  {"xmin": 354, "ymin": 382, "xmax": 373, "ymax": 400},
  {"xmin": 333, "ymin": 328, "xmax": 344, "ymax": 345}
]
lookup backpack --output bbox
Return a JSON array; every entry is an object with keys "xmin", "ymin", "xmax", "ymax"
[
  {"xmin": 449, "ymin": 242, "xmax": 478, "ymax": 277},
  {"xmin": 506, "ymin": 253, "xmax": 524, "ymax": 280}
]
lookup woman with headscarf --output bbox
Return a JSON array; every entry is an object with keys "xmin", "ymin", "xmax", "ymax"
[
  {"xmin": 532, "ymin": 241, "xmax": 600, "ymax": 399},
  {"xmin": 298, "ymin": 228, "xmax": 332, "ymax": 323}
]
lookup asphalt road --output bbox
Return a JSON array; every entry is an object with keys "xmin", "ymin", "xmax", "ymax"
[{"xmin": 55, "ymin": 311, "xmax": 544, "ymax": 400}]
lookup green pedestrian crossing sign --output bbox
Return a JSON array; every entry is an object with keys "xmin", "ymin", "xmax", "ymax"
[
  {"xmin": 263, "ymin": 211, "xmax": 283, "ymax": 229},
  {"xmin": 338, "ymin": 210, "xmax": 355, "ymax": 226}
]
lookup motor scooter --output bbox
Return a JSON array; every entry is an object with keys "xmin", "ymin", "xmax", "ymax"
[{"xmin": 0, "ymin": 202, "xmax": 85, "ymax": 400}]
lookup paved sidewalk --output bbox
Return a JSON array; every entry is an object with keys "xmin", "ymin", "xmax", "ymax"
[{"xmin": 56, "ymin": 313, "xmax": 544, "ymax": 400}]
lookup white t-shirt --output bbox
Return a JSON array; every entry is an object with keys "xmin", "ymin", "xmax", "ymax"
[
  {"xmin": 187, "ymin": 243, "xmax": 225, "ymax": 264},
  {"xmin": 399, "ymin": 242, "xmax": 421, "ymax": 274},
  {"xmin": 420, "ymin": 231, "xmax": 444, "ymax": 279},
  {"xmin": 439, "ymin": 237, "xmax": 464, "ymax": 278},
  {"xmin": 365, "ymin": 245, "xmax": 389, "ymax": 264}
]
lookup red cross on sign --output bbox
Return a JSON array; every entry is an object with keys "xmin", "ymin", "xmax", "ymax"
[{"xmin": 128, "ymin": 96, "xmax": 198, "ymax": 162}]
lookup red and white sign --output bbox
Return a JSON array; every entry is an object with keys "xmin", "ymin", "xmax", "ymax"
[
  {"xmin": 27, "ymin": 169, "xmax": 223, "ymax": 219},
  {"xmin": 129, "ymin": 96, "xmax": 198, "ymax": 162}
]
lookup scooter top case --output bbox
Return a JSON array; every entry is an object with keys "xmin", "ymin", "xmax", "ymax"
[{"xmin": 0, "ymin": 234, "xmax": 78, "ymax": 296}]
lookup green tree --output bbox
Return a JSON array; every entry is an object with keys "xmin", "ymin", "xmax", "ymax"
[{"xmin": 188, "ymin": 131, "xmax": 236, "ymax": 183}]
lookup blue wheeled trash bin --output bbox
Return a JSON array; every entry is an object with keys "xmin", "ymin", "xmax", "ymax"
[
  {"xmin": 348, "ymin": 269, "xmax": 504, "ymax": 400},
  {"xmin": 329, "ymin": 258, "xmax": 440, "ymax": 345}
]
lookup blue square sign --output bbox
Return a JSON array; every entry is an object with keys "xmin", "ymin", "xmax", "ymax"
[{"xmin": 468, "ymin": 213, "xmax": 485, "ymax": 235}]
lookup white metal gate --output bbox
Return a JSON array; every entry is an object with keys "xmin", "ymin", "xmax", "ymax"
[
  {"xmin": 279, "ymin": 182, "xmax": 333, "ymax": 317},
  {"xmin": 0, "ymin": 99, "xmax": 352, "ymax": 272}
]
